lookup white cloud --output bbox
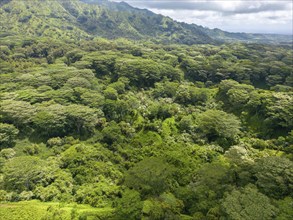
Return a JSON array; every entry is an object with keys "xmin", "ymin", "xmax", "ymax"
[{"xmin": 111, "ymin": 0, "xmax": 293, "ymax": 34}]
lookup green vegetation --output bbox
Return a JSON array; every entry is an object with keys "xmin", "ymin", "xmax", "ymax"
[
  {"xmin": 0, "ymin": 0, "xmax": 291, "ymax": 45},
  {"xmin": 0, "ymin": 0, "xmax": 292, "ymax": 219},
  {"xmin": 0, "ymin": 200, "xmax": 113, "ymax": 220}
]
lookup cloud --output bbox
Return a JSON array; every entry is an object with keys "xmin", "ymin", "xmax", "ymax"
[
  {"xmin": 113, "ymin": 0, "xmax": 290, "ymax": 14},
  {"xmin": 111, "ymin": 0, "xmax": 293, "ymax": 34}
]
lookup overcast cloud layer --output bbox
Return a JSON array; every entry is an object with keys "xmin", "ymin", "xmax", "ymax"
[{"xmin": 111, "ymin": 0, "xmax": 293, "ymax": 34}]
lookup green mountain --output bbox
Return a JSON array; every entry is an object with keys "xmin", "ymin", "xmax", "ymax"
[
  {"xmin": 1, "ymin": 0, "xmax": 291, "ymax": 45},
  {"xmin": 0, "ymin": 0, "xmax": 214, "ymax": 44},
  {"xmin": 82, "ymin": 0, "xmax": 293, "ymax": 45},
  {"xmin": 0, "ymin": 0, "xmax": 88, "ymax": 40},
  {"xmin": 200, "ymin": 27, "xmax": 293, "ymax": 45}
]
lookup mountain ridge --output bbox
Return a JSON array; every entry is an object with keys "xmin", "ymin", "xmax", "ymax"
[
  {"xmin": 81, "ymin": 0, "xmax": 292, "ymax": 45},
  {"xmin": 0, "ymin": 0, "xmax": 291, "ymax": 45}
]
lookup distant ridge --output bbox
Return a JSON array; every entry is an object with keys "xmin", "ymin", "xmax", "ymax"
[{"xmin": 0, "ymin": 0, "xmax": 291, "ymax": 45}]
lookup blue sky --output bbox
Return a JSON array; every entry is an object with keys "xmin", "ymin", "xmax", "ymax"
[{"xmin": 111, "ymin": 0, "xmax": 293, "ymax": 35}]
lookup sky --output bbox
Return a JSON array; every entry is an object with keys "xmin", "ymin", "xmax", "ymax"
[{"xmin": 111, "ymin": 0, "xmax": 293, "ymax": 35}]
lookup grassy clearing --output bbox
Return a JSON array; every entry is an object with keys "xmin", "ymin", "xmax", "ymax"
[{"xmin": 0, "ymin": 200, "xmax": 114, "ymax": 220}]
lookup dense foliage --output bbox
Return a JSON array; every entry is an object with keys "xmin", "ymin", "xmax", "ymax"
[
  {"xmin": 0, "ymin": 0, "xmax": 292, "ymax": 219},
  {"xmin": 0, "ymin": 33, "xmax": 292, "ymax": 219}
]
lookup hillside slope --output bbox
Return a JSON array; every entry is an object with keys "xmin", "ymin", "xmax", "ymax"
[
  {"xmin": 2, "ymin": 0, "xmax": 290, "ymax": 45},
  {"xmin": 0, "ymin": 0, "xmax": 214, "ymax": 44},
  {"xmin": 82, "ymin": 0, "xmax": 292, "ymax": 45}
]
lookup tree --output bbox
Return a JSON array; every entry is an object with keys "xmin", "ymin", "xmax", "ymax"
[
  {"xmin": 65, "ymin": 77, "xmax": 91, "ymax": 89},
  {"xmin": 0, "ymin": 100, "xmax": 36, "ymax": 128},
  {"xmin": 217, "ymin": 80, "xmax": 254, "ymax": 112},
  {"xmin": 65, "ymin": 104, "xmax": 103, "ymax": 135},
  {"xmin": 89, "ymin": 53, "xmax": 116, "ymax": 77},
  {"xmin": 80, "ymin": 90, "xmax": 105, "ymax": 108},
  {"xmin": 175, "ymin": 85, "xmax": 209, "ymax": 105},
  {"xmin": 125, "ymin": 157, "xmax": 175, "ymax": 197},
  {"xmin": 34, "ymin": 170, "xmax": 73, "ymax": 202},
  {"xmin": 252, "ymin": 156, "xmax": 293, "ymax": 199},
  {"xmin": 153, "ymin": 81, "xmax": 179, "ymax": 98},
  {"xmin": 75, "ymin": 181, "xmax": 120, "ymax": 207},
  {"xmin": 221, "ymin": 185, "xmax": 277, "ymax": 220},
  {"xmin": 102, "ymin": 121, "xmax": 124, "ymax": 145},
  {"xmin": 102, "ymin": 99, "xmax": 130, "ymax": 121},
  {"xmin": 181, "ymin": 162, "xmax": 232, "ymax": 215},
  {"xmin": 109, "ymin": 81, "xmax": 126, "ymax": 94},
  {"xmin": 104, "ymin": 87, "xmax": 118, "ymax": 100},
  {"xmin": 142, "ymin": 193, "xmax": 183, "ymax": 220},
  {"xmin": 115, "ymin": 58, "xmax": 181, "ymax": 88},
  {"xmin": 0, "ymin": 123, "xmax": 19, "ymax": 149},
  {"xmin": 276, "ymin": 197, "xmax": 293, "ymax": 220},
  {"xmin": 33, "ymin": 103, "xmax": 68, "ymax": 137},
  {"xmin": 114, "ymin": 189, "xmax": 143, "ymax": 220},
  {"xmin": 265, "ymin": 93, "xmax": 293, "ymax": 131},
  {"xmin": 196, "ymin": 110, "xmax": 241, "ymax": 144},
  {"xmin": 3, "ymin": 156, "xmax": 46, "ymax": 192},
  {"xmin": 65, "ymin": 49, "xmax": 83, "ymax": 65},
  {"xmin": 61, "ymin": 144, "xmax": 121, "ymax": 184},
  {"xmin": 180, "ymin": 58, "xmax": 208, "ymax": 82}
]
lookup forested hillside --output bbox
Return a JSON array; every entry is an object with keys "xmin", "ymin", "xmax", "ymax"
[
  {"xmin": 1, "ymin": 35, "xmax": 292, "ymax": 220},
  {"xmin": 0, "ymin": 0, "xmax": 292, "ymax": 45},
  {"xmin": 0, "ymin": 0, "xmax": 213, "ymax": 44},
  {"xmin": 0, "ymin": 0, "xmax": 293, "ymax": 220}
]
